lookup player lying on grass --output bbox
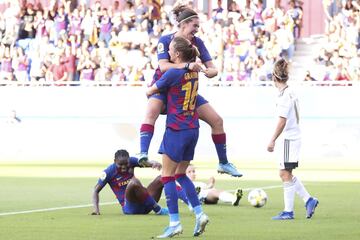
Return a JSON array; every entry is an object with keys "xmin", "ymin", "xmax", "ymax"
[
  {"xmin": 183, "ymin": 164, "xmax": 243, "ymax": 206},
  {"xmin": 91, "ymin": 149, "xmax": 168, "ymax": 215}
]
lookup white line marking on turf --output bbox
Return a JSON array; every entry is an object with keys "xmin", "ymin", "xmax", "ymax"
[
  {"xmin": 0, "ymin": 201, "xmax": 117, "ymax": 217},
  {"xmin": 0, "ymin": 185, "xmax": 283, "ymax": 217},
  {"xmin": 243, "ymin": 185, "xmax": 283, "ymax": 192}
]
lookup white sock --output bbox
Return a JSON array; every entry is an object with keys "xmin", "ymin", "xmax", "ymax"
[
  {"xmin": 219, "ymin": 191, "xmax": 235, "ymax": 203},
  {"xmin": 292, "ymin": 176, "xmax": 311, "ymax": 203},
  {"xmin": 283, "ymin": 181, "xmax": 295, "ymax": 212}
]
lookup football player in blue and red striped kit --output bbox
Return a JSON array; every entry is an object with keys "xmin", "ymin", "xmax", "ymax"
[
  {"xmin": 91, "ymin": 149, "xmax": 168, "ymax": 216},
  {"xmin": 138, "ymin": 4, "xmax": 242, "ymax": 178},
  {"xmin": 146, "ymin": 36, "xmax": 209, "ymax": 238}
]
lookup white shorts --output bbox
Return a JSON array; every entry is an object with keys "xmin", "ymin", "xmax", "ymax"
[{"xmin": 277, "ymin": 138, "xmax": 301, "ymax": 170}]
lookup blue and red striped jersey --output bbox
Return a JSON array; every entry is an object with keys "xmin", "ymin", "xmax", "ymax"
[
  {"xmin": 151, "ymin": 33, "xmax": 212, "ymax": 85},
  {"xmin": 155, "ymin": 68, "xmax": 199, "ymax": 130},
  {"xmin": 97, "ymin": 157, "xmax": 139, "ymax": 207}
]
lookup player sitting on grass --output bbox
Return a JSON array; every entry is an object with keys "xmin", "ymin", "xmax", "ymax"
[
  {"xmin": 91, "ymin": 149, "xmax": 168, "ymax": 215},
  {"xmin": 184, "ymin": 164, "xmax": 243, "ymax": 206}
]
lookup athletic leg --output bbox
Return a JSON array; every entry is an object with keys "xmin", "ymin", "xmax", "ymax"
[
  {"xmin": 125, "ymin": 178, "xmax": 162, "ymax": 214},
  {"xmin": 197, "ymin": 102, "xmax": 242, "ymax": 177},
  {"xmin": 146, "ymin": 175, "xmax": 163, "ymax": 202},
  {"xmin": 157, "ymin": 154, "xmax": 183, "ymax": 238},
  {"xmin": 175, "ymin": 161, "xmax": 209, "ymax": 237},
  {"xmin": 139, "ymin": 97, "xmax": 164, "ymax": 164}
]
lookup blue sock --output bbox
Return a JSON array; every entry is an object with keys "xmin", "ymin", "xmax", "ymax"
[
  {"xmin": 161, "ymin": 177, "xmax": 179, "ymax": 215},
  {"xmin": 176, "ymin": 186, "xmax": 189, "ymax": 205},
  {"xmin": 175, "ymin": 174, "xmax": 200, "ymax": 209},
  {"xmin": 212, "ymin": 133, "xmax": 228, "ymax": 164},
  {"xmin": 140, "ymin": 124, "xmax": 154, "ymax": 153}
]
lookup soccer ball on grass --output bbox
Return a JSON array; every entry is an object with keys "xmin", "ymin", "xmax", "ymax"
[{"xmin": 247, "ymin": 188, "xmax": 268, "ymax": 208}]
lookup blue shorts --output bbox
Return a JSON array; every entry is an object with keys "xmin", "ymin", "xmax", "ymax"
[
  {"xmin": 159, "ymin": 128, "xmax": 199, "ymax": 162},
  {"xmin": 150, "ymin": 93, "xmax": 208, "ymax": 114},
  {"xmin": 122, "ymin": 199, "xmax": 152, "ymax": 215}
]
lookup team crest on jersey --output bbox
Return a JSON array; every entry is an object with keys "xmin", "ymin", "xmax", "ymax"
[
  {"xmin": 157, "ymin": 43, "xmax": 164, "ymax": 54},
  {"xmin": 100, "ymin": 172, "xmax": 107, "ymax": 181}
]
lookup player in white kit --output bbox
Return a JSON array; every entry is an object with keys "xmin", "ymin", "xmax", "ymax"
[{"xmin": 267, "ymin": 58, "xmax": 319, "ymax": 220}]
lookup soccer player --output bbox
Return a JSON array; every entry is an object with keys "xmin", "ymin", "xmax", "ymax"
[
  {"xmin": 139, "ymin": 4, "xmax": 242, "ymax": 177},
  {"xmin": 91, "ymin": 149, "xmax": 168, "ymax": 216},
  {"xmin": 267, "ymin": 58, "xmax": 319, "ymax": 220},
  {"xmin": 185, "ymin": 164, "xmax": 243, "ymax": 206},
  {"xmin": 146, "ymin": 36, "xmax": 209, "ymax": 238}
]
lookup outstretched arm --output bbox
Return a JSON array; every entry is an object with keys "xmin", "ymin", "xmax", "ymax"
[
  {"xmin": 91, "ymin": 184, "xmax": 105, "ymax": 215},
  {"xmin": 140, "ymin": 159, "xmax": 162, "ymax": 171}
]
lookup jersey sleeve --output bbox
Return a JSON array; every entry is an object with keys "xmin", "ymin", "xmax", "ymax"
[
  {"xmin": 276, "ymin": 94, "xmax": 291, "ymax": 119},
  {"xmin": 97, "ymin": 166, "xmax": 112, "ymax": 187},
  {"xmin": 157, "ymin": 36, "xmax": 170, "ymax": 61},
  {"xmin": 194, "ymin": 37, "xmax": 212, "ymax": 63},
  {"xmin": 128, "ymin": 156, "xmax": 140, "ymax": 168}
]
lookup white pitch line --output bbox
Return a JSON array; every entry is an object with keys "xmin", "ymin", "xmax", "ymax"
[
  {"xmin": 0, "ymin": 201, "xmax": 117, "ymax": 217},
  {"xmin": 242, "ymin": 184, "xmax": 283, "ymax": 192},
  {"xmin": 0, "ymin": 185, "xmax": 283, "ymax": 217}
]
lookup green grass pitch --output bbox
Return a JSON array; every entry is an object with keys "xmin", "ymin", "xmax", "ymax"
[{"xmin": 0, "ymin": 163, "xmax": 359, "ymax": 240}]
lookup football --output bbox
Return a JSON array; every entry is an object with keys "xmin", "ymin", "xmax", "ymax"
[{"xmin": 247, "ymin": 188, "xmax": 268, "ymax": 208}]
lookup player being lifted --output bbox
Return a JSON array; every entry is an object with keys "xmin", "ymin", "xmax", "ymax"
[{"xmin": 138, "ymin": 4, "xmax": 242, "ymax": 177}]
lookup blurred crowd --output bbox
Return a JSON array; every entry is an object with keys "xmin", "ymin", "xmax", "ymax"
[
  {"xmin": 0, "ymin": 0, "xmax": 358, "ymax": 85},
  {"xmin": 310, "ymin": 0, "xmax": 359, "ymax": 82}
]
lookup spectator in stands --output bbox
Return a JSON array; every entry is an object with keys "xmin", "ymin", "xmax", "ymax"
[
  {"xmin": 12, "ymin": 46, "xmax": 29, "ymax": 82},
  {"xmin": 46, "ymin": 54, "xmax": 68, "ymax": 83},
  {"xmin": 53, "ymin": 5, "xmax": 68, "ymax": 44},
  {"xmin": 77, "ymin": 53, "xmax": 96, "ymax": 82},
  {"xmin": 0, "ymin": 44, "xmax": 13, "ymax": 81},
  {"xmin": 18, "ymin": 3, "xmax": 36, "ymax": 40},
  {"xmin": 62, "ymin": 45, "xmax": 76, "ymax": 82},
  {"xmin": 286, "ymin": 0, "xmax": 303, "ymax": 39},
  {"xmin": 99, "ymin": 8, "xmax": 112, "ymax": 47}
]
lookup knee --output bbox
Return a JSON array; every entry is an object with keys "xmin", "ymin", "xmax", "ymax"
[
  {"xmin": 209, "ymin": 115, "xmax": 223, "ymax": 129},
  {"xmin": 279, "ymin": 171, "xmax": 292, "ymax": 182},
  {"xmin": 128, "ymin": 178, "xmax": 142, "ymax": 188},
  {"xmin": 154, "ymin": 175, "xmax": 162, "ymax": 185}
]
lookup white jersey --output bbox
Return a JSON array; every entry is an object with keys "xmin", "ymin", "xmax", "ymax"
[
  {"xmin": 193, "ymin": 181, "xmax": 210, "ymax": 201},
  {"xmin": 276, "ymin": 86, "xmax": 301, "ymax": 140}
]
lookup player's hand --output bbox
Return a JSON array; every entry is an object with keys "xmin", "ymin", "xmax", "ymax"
[
  {"xmin": 151, "ymin": 161, "xmax": 162, "ymax": 171},
  {"xmin": 267, "ymin": 141, "xmax": 275, "ymax": 152},
  {"xmin": 189, "ymin": 62, "xmax": 202, "ymax": 72},
  {"xmin": 202, "ymin": 68, "xmax": 218, "ymax": 78},
  {"xmin": 91, "ymin": 212, "xmax": 100, "ymax": 215}
]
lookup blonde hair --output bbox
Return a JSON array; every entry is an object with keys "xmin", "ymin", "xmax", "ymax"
[{"xmin": 273, "ymin": 58, "xmax": 289, "ymax": 82}]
